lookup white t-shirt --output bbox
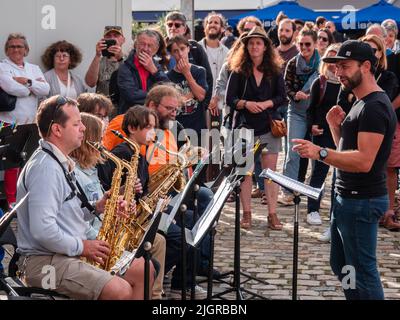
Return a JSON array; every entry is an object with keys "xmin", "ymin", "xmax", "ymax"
[{"xmin": 57, "ymin": 72, "xmax": 78, "ymax": 99}]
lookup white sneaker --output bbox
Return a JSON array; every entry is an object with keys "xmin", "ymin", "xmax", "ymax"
[
  {"xmin": 319, "ymin": 227, "xmax": 331, "ymax": 242},
  {"xmin": 169, "ymin": 285, "xmax": 207, "ymax": 300},
  {"xmin": 307, "ymin": 211, "xmax": 322, "ymax": 225}
]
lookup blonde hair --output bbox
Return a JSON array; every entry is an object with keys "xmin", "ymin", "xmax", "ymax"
[
  {"xmin": 360, "ymin": 34, "xmax": 387, "ymax": 70},
  {"xmin": 5, "ymin": 33, "xmax": 30, "ymax": 56},
  {"xmin": 70, "ymin": 113, "xmax": 104, "ymax": 169},
  {"xmin": 319, "ymin": 43, "xmax": 342, "ymax": 76}
]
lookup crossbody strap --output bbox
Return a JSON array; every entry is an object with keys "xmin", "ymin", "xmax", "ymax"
[{"xmin": 41, "ymin": 148, "xmax": 101, "ymax": 221}]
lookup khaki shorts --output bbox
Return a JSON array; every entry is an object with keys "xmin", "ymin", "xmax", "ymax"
[
  {"xmin": 255, "ymin": 132, "xmax": 282, "ymax": 154},
  {"xmin": 19, "ymin": 254, "xmax": 114, "ymax": 300}
]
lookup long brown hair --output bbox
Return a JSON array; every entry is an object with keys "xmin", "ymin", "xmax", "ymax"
[
  {"xmin": 70, "ymin": 113, "xmax": 104, "ymax": 169},
  {"xmin": 229, "ymin": 32, "xmax": 283, "ymax": 78}
]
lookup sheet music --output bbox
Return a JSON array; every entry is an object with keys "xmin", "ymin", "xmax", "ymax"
[
  {"xmin": 185, "ymin": 175, "xmax": 238, "ymax": 247},
  {"xmin": 260, "ymin": 169, "xmax": 324, "ymax": 200}
]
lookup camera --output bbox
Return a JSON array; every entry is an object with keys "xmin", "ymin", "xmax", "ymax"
[{"xmin": 102, "ymin": 39, "xmax": 117, "ymax": 58}]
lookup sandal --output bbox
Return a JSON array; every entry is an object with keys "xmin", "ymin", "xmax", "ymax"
[
  {"xmin": 268, "ymin": 213, "xmax": 283, "ymax": 230},
  {"xmin": 251, "ymin": 188, "xmax": 263, "ymax": 198},
  {"xmin": 241, "ymin": 211, "xmax": 252, "ymax": 229},
  {"xmin": 226, "ymin": 191, "xmax": 236, "ymax": 203},
  {"xmin": 261, "ymin": 193, "xmax": 268, "ymax": 205}
]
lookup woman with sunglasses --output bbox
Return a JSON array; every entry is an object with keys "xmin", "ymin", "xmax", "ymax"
[
  {"xmin": 306, "ymin": 44, "xmax": 341, "ymax": 234},
  {"xmin": 361, "ymin": 34, "xmax": 400, "ymax": 231},
  {"xmin": 0, "ymin": 33, "xmax": 49, "ymax": 210},
  {"xmin": 42, "ymin": 40, "xmax": 87, "ymax": 99},
  {"xmin": 280, "ymin": 25, "xmax": 320, "ymax": 208},
  {"xmin": 226, "ymin": 26, "xmax": 286, "ymax": 230},
  {"xmin": 316, "ymin": 28, "xmax": 335, "ymax": 57}
]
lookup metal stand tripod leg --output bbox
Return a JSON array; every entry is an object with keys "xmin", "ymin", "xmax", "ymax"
[
  {"xmin": 143, "ymin": 242, "xmax": 152, "ymax": 301},
  {"xmin": 211, "ymin": 183, "xmax": 269, "ymax": 300},
  {"xmin": 292, "ymin": 193, "xmax": 301, "ymax": 301},
  {"xmin": 190, "ymin": 184, "xmax": 199, "ymax": 300}
]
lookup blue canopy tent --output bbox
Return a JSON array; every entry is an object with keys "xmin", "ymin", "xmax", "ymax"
[
  {"xmin": 354, "ymin": 0, "xmax": 400, "ymax": 30},
  {"xmin": 228, "ymin": 1, "xmax": 318, "ymax": 28}
]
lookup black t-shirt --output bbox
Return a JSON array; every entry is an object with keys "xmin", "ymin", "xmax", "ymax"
[
  {"xmin": 97, "ymin": 142, "xmax": 149, "ymax": 198},
  {"xmin": 336, "ymin": 91, "xmax": 396, "ymax": 198},
  {"xmin": 167, "ymin": 65, "xmax": 208, "ymax": 139}
]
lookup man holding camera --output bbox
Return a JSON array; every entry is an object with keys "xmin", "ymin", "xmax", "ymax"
[{"xmin": 85, "ymin": 26, "xmax": 126, "ymax": 98}]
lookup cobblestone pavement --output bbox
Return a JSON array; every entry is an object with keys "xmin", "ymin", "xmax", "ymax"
[
  {"xmin": 2, "ymin": 164, "xmax": 400, "ymax": 301},
  {"xmin": 207, "ymin": 170, "xmax": 400, "ymax": 300}
]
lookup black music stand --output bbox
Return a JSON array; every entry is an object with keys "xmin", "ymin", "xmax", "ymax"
[
  {"xmin": 0, "ymin": 123, "xmax": 40, "ymax": 170},
  {"xmin": 207, "ymin": 137, "xmax": 270, "ymax": 300},
  {"xmin": 260, "ymin": 169, "xmax": 324, "ymax": 300}
]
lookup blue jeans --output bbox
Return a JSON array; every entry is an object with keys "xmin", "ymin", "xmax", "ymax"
[
  {"xmin": 165, "ymin": 187, "xmax": 214, "ymax": 288},
  {"xmin": 255, "ymin": 154, "xmax": 264, "ymax": 191},
  {"xmin": 277, "ymin": 104, "xmax": 288, "ymax": 163},
  {"xmin": 283, "ymin": 107, "xmax": 308, "ymax": 188},
  {"xmin": 330, "ymin": 194, "xmax": 387, "ymax": 300}
]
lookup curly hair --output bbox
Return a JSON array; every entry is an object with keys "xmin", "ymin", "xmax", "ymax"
[
  {"xmin": 41, "ymin": 40, "xmax": 82, "ymax": 70},
  {"xmin": 229, "ymin": 33, "xmax": 283, "ymax": 78}
]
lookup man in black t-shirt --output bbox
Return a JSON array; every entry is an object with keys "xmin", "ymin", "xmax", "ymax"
[{"xmin": 292, "ymin": 40, "xmax": 396, "ymax": 300}]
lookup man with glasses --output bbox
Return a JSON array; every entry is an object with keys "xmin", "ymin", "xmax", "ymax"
[
  {"xmin": 117, "ymin": 29, "xmax": 168, "ymax": 115},
  {"xmin": 85, "ymin": 26, "xmax": 126, "ymax": 99},
  {"xmin": 16, "ymin": 95, "xmax": 154, "ymax": 299}
]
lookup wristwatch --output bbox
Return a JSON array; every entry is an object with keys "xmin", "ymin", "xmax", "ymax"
[
  {"xmin": 26, "ymin": 79, "xmax": 32, "ymax": 87},
  {"xmin": 319, "ymin": 148, "xmax": 328, "ymax": 161}
]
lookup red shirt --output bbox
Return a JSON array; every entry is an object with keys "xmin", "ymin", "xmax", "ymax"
[{"xmin": 133, "ymin": 56, "xmax": 150, "ymax": 92}]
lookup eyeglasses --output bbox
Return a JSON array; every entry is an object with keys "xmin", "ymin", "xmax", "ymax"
[
  {"xmin": 46, "ymin": 96, "xmax": 73, "ymax": 137},
  {"xmin": 54, "ymin": 52, "xmax": 70, "ymax": 59},
  {"xmin": 159, "ymin": 103, "xmax": 178, "ymax": 113},
  {"xmin": 299, "ymin": 42, "xmax": 312, "ymax": 48},
  {"xmin": 7, "ymin": 45, "xmax": 25, "ymax": 50},
  {"xmin": 167, "ymin": 22, "xmax": 184, "ymax": 29},
  {"xmin": 318, "ymin": 36, "xmax": 328, "ymax": 42}
]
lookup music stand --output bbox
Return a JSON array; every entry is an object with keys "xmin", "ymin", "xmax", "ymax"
[
  {"xmin": 158, "ymin": 151, "xmax": 211, "ymax": 234},
  {"xmin": 0, "ymin": 123, "xmax": 40, "ymax": 170},
  {"xmin": 109, "ymin": 199, "xmax": 165, "ymax": 300},
  {"xmin": 260, "ymin": 168, "xmax": 324, "ymax": 300}
]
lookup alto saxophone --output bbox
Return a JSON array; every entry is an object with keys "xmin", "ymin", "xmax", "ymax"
[
  {"xmin": 86, "ymin": 141, "xmax": 134, "ymax": 271},
  {"xmin": 111, "ymin": 130, "xmax": 187, "ymax": 251}
]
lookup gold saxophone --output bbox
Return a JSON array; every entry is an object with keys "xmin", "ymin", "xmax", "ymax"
[
  {"xmin": 86, "ymin": 141, "xmax": 135, "ymax": 271},
  {"xmin": 111, "ymin": 130, "xmax": 189, "ymax": 251}
]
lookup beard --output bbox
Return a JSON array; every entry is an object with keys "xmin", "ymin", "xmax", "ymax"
[
  {"xmin": 279, "ymin": 35, "xmax": 293, "ymax": 45},
  {"xmin": 158, "ymin": 117, "xmax": 169, "ymax": 130},
  {"xmin": 207, "ymin": 31, "xmax": 222, "ymax": 40},
  {"xmin": 341, "ymin": 69, "xmax": 363, "ymax": 91}
]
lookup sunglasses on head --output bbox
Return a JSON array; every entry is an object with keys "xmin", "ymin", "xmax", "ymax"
[
  {"xmin": 167, "ymin": 22, "xmax": 184, "ymax": 29},
  {"xmin": 318, "ymin": 36, "xmax": 328, "ymax": 42},
  {"xmin": 299, "ymin": 42, "xmax": 312, "ymax": 48},
  {"xmin": 104, "ymin": 26, "xmax": 122, "ymax": 32}
]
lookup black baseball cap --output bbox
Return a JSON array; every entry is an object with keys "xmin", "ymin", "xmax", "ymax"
[{"xmin": 322, "ymin": 40, "xmax": 377, "ymax": 65}]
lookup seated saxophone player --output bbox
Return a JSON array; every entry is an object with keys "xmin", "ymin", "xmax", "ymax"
[
  {"xmin": 144, "ymin": 84, "xmax": 220, "ymax": 299},
  {"xmin": 97, "ymin": 105, "xmax": 166, "ymax": 300},
  {"xmin": 15, "ymin": 96, "xmax": 154, "ymax": 300}
]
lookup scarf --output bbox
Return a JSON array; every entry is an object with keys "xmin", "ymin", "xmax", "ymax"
[{"xmin": 296, "ymin": 50, "xmax": 320, "ymax": 83}]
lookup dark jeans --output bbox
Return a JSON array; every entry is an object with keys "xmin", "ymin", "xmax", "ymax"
[
  {"xmin": 255, "ymin": 154, "xmax": 264, "ymax": 191},
  {"xmin": 330, "ymin": 193, "xmax": 387, "ymax": 300},
  {"xmin": 307, "ymin": 133, "xmax": 336, "ymax": 213},
  {"xmin": 165, "ymin": 187, "xmax": 214, "ymax": 289}
]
